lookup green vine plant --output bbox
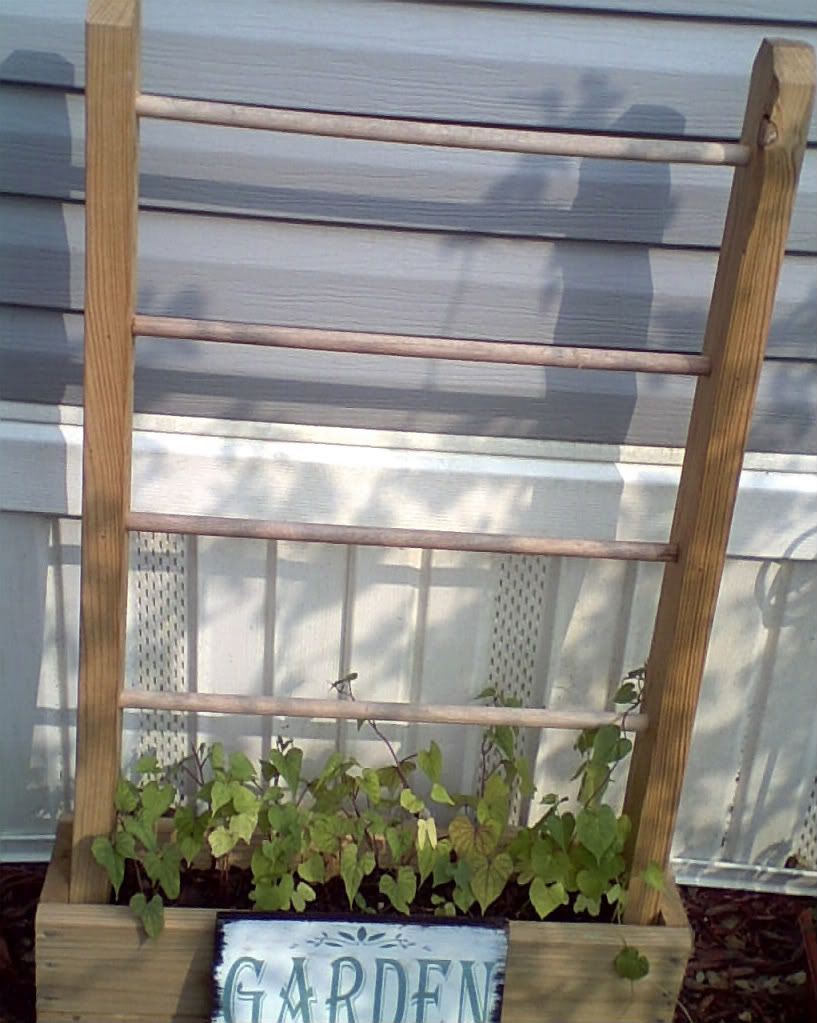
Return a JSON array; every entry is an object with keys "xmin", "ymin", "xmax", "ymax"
[{"xmin": 92, "ymin": 667, "xmax": 663, "ymax": 981}]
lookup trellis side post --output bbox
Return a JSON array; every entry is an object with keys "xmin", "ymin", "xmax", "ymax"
[
  {"xmin": 622, "ymin": 38, "xmax": 815, "ymax": 925},
  {"xmin": 71, "ymin": 0, "xmax": 141, "ymax": 903}
]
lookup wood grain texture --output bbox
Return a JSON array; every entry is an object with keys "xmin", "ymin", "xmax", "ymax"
[
  {"xmin": 70, "ymin": 0, "xmax": 139, "ymax": 904},
  {"xmin": 126, "ymin": 510, "xmax": 678, "ymax": 562},
  {"xmin": 623, "ymin": 38, "xmax": 816, "ymax": 925},
  {"xmin": 119, "ymin": 689, "xmax": 649, "ymax": 732},
  {"xmin": 135, "ymin": 92, "xmax": 750, "ymax": 165},
  {"xmin": 37, "ymin": 819, "xmax": 690, "ymax": 1023},
  {"xmin": 133, "ymin": 314, "xmax": 710, "ymax": 374}
]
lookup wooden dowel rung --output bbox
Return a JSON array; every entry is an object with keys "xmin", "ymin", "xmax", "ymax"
[
  {"xmin": 120, "ymin": 690, "xmax": 648, "ymax": 732},
  {"xmin": 126, "ymin": 512, "xmax": 678, "ymax": 563},
  {"xmin": 135, "ymin": 93, "xmax": 750, "ymax": 167},
  {"xmin": 133, "ymin": 315, "xmax": 710, "ymax": 376}
]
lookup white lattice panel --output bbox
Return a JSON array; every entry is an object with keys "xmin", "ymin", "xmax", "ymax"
[{"xmin": 129, "ymin": 531, "xmax": 188, "ymax": 764}]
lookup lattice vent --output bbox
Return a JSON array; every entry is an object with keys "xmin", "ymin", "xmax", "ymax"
[
  {"xmin": 793, "ymin": 774, "xmax": 817, "ymax": 870},
  {"xmin": 483, "ymin": 555, "xmax": 549, "ymax": 819},
  {"xmin": 131, "ymin": 531, "xmax": 188, "ymax": 764}
]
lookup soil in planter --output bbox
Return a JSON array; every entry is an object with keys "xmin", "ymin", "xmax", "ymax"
[{"xmin": 117, "ymin": 860, "xmax": 617, "ymax": 924}]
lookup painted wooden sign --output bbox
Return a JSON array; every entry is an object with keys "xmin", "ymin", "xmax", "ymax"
[{"xmin": 212, "ymin": 913, "xmax": 508, "ymax": 1023}]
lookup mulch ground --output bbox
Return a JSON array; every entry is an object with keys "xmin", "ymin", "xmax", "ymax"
[{"xmin": 0, "ymin": 862, "xmax": 813, "ymax": 1022}]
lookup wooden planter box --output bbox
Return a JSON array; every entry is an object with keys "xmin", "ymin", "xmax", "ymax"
[{"xmin": 37, "ymin": 819, "xmax": 692, "ymax": 1023}]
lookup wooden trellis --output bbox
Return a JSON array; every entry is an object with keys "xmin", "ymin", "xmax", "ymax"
[{"xmin": 71, "ymin": 0, "xmax": 814, "ymax": 936}]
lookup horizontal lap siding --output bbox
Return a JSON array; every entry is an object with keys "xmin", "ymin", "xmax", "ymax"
[
  {"xmin": 1, "ymin": 0, "xmax": 815, "ymax": 451},
  {"xmin": 3, "ymin": 85, "xmax": 817, "ymax": 252}
]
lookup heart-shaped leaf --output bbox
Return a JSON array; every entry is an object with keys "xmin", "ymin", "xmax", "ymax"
[
  {"xmin": 470, "ymin": 852, "xmax": 513, "ymax": 913},
  {"xmin": 575, "ymin": 806, "xmax": 617, "ymax": 863},
  {"xmin": 529, "ymin": 878, "xmax": 567, "ymax": 920},
  {"xmin": 417, "ymin": 742, "xmax": 442, "ymax": 783},
  {"xmin": 129, "ymin": 893, "xmax": 164, "ymax": 939},
  {"xmin": 614, "ymin": 946, "xmax": 650, "ymax": 982}
]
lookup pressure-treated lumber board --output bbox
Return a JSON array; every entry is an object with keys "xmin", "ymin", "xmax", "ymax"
[
  {"xmin": 70, "ymin": 0, "xmax": 140, "ymax": 904},
  {"xmin": 37, "ymin": 819, "xmax": 691, "ymax": 1023},
  {"xmin": 623, "ymin": 39, "xmax": 816, "ymax": 924}
]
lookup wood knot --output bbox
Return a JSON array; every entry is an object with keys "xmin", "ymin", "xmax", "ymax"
[{"xmin": 757, "ymin": 117, "xmax": 778, "ymax": 147}]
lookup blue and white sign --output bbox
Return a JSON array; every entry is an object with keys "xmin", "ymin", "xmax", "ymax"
[{"xmin": 212, "ymin": 914, "xmax": 508, "ymax": 1023}]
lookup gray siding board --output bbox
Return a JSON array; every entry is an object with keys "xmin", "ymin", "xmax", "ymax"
[
  {"xmin": 2, "ymin": 86, "xmax": 815, "ymax": 253},
  {"xmin": 1, "ymin": 197, "xmax": 814, "ymax": 358},
  {"xmin": 2, "ymin": 1, "xmax": 815, "ymax": 141},
  {"xmin": 485, "ymin": 1, "xmax": 815, "ymax": 21},
  {"xmin": 2, "ymin": 307, "xmax": 814, "ymax": 454},
  {"xmin": 1, "ymin": 1, "xmax": 814, "ymax": 454}
]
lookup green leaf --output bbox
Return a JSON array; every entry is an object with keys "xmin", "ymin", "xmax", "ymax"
[
  {"xmin": 614, "ymin": 946, "xmax": 650, "ymax": 982},
  {"xmin": 452, "ymin": 881, "xmax": 475, "ymax": 913},
  {"xmin": 591, "ymin": 725, "xmax": 623, "ymax": 765},
  {"xmin": 577, "ymin": 867, "xmax": 607, "ymax": 902},
  {"xmin": 474, "ymin": 687, "xmax": 496, "ymax": 703},
  {"xmin": 575, "ymin": 806, "xmax": 618, "ymax": 863},
  {"xmin": 417, "ymin": 741, "xmax": 443, "ymax": 784},
  {"xmin": 230, "ymin": 783, "xmax": 260, "ymax": 816},
  {"xmin": 144, "ymin": 845, "xmax": 182, "ymax": 901},
  {"xmin": 641, "ymin": 861, "xmax": 665, "ymax": 893},
  {"xmin": 417, "ymin": 841, "xmax": 435, "ymax": 884},
  {"xmin": 399, "ymin": 789, "xmax": 425, "ymax": 815},
  {"xmin": 574, "ymin": 892, "xmax": 602, "ymax": 917},
  {"xmin": 379, "ymin": 867, "xmax": 417, "ymax": 915},
  {"xmin": 114, "ymin": 829, "xmax": 136, "ymax": 860},
  {"xmin": 613, "ymin": 682, "xmax": 638, "ymax": 705},
  {"xmin": 493, "ymin": 726, "xmax": 516, "ymax": 761},
  {"xmin": 291, "ymin": 881, "xmax": 316, "ymax": 913},
  {"xmin": 210, "ymin": 780, "xmax": 232, "ymax": 815},
  {"xmin": 359, "ymin": 768, "xmax": 381, "ymax": 805},
  {"xmin": 431, "ymin": 842, "xmax": 454, "ymax": 887},
  {"xmin": 129, "ymin": 893, "xmax": 164, "ymax": 939},
  {"xmin": 448, "ymin": 816, "xmax": 475, "ymax": 857},
  {"xmin": 253, "ymin": 881, "xmax": 285, "ymax": 912},
  {"xmin": 310, "ymin": 816, "xmax": 343, "ymax": 854},
  {"xmin": 122, "ymin": 814, "xmax": 158, "ymax": 853},
  {"xmin": 469, "ymin": 852, "xmax": 513, "ymax": 914},
  {"xmin": 136, "ymin": 753, "xmax": 160, "ymax": 775},
  {"xmin": 606, "ymin": 883, "xmax": 624, "ymax": 906},
  {"xmin": 141, "ymin": 781, "xmax": 175, "ymax": 825},
  {"xmin": 430, "ymin": 782, "xmax": 455, "ymax": 806},
  {"xmin": 482, "ymin": 775, "xmax": 510, "ymax": 821},
  {"xmin": 385, "ymin": 825, "xmax": 412, "ymax": 863},
  {"xmin": 514, "ymin": 757, "xmax": 535, "ymax": 799},
  {"xmin": 210, "ymin": 743, "xmax": 225, "ymax": 771},
  {"xmin": 448, "ymin": 815, "xmax": 499, "ymax": 858},
  {"xmin": 91, "ymin": 836, "xmax": 124, "ymax": 898},
  {"xmin": 209, "ymin": 826, "xmax": 237, "ymax": 859},
  {"xmin": 228, "ymin": 811, "xmax": 258, "ymax": 845},
  {"xmin": 298, "ymin": 853, "xmax": 326, "ymax": 885},
  {"xmin": 115, "ymin": 778, "xmax": 139, "ymax": 813},
  {"xmin": 416, "ymin": 817, "xmax": 437, "ymax": 851},
  {"xmin": 340, "ymin": 843, "xmax": 363, "ymax": 907},
  {"xmin": 544, "ymin": 810, "xmax": 574, "ymax": 852},
  {"xmin": 529, "ymin": 878, "xmax": 568, "ymax": 920},
  {"xmin": 228, "ymin": 751, "xmax": 256, "ymax": 782}
]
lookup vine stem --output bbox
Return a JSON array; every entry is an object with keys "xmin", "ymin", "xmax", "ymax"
[{"xmin": 330, "ymin": 673, "xmax": 412, "ymax": 791}]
